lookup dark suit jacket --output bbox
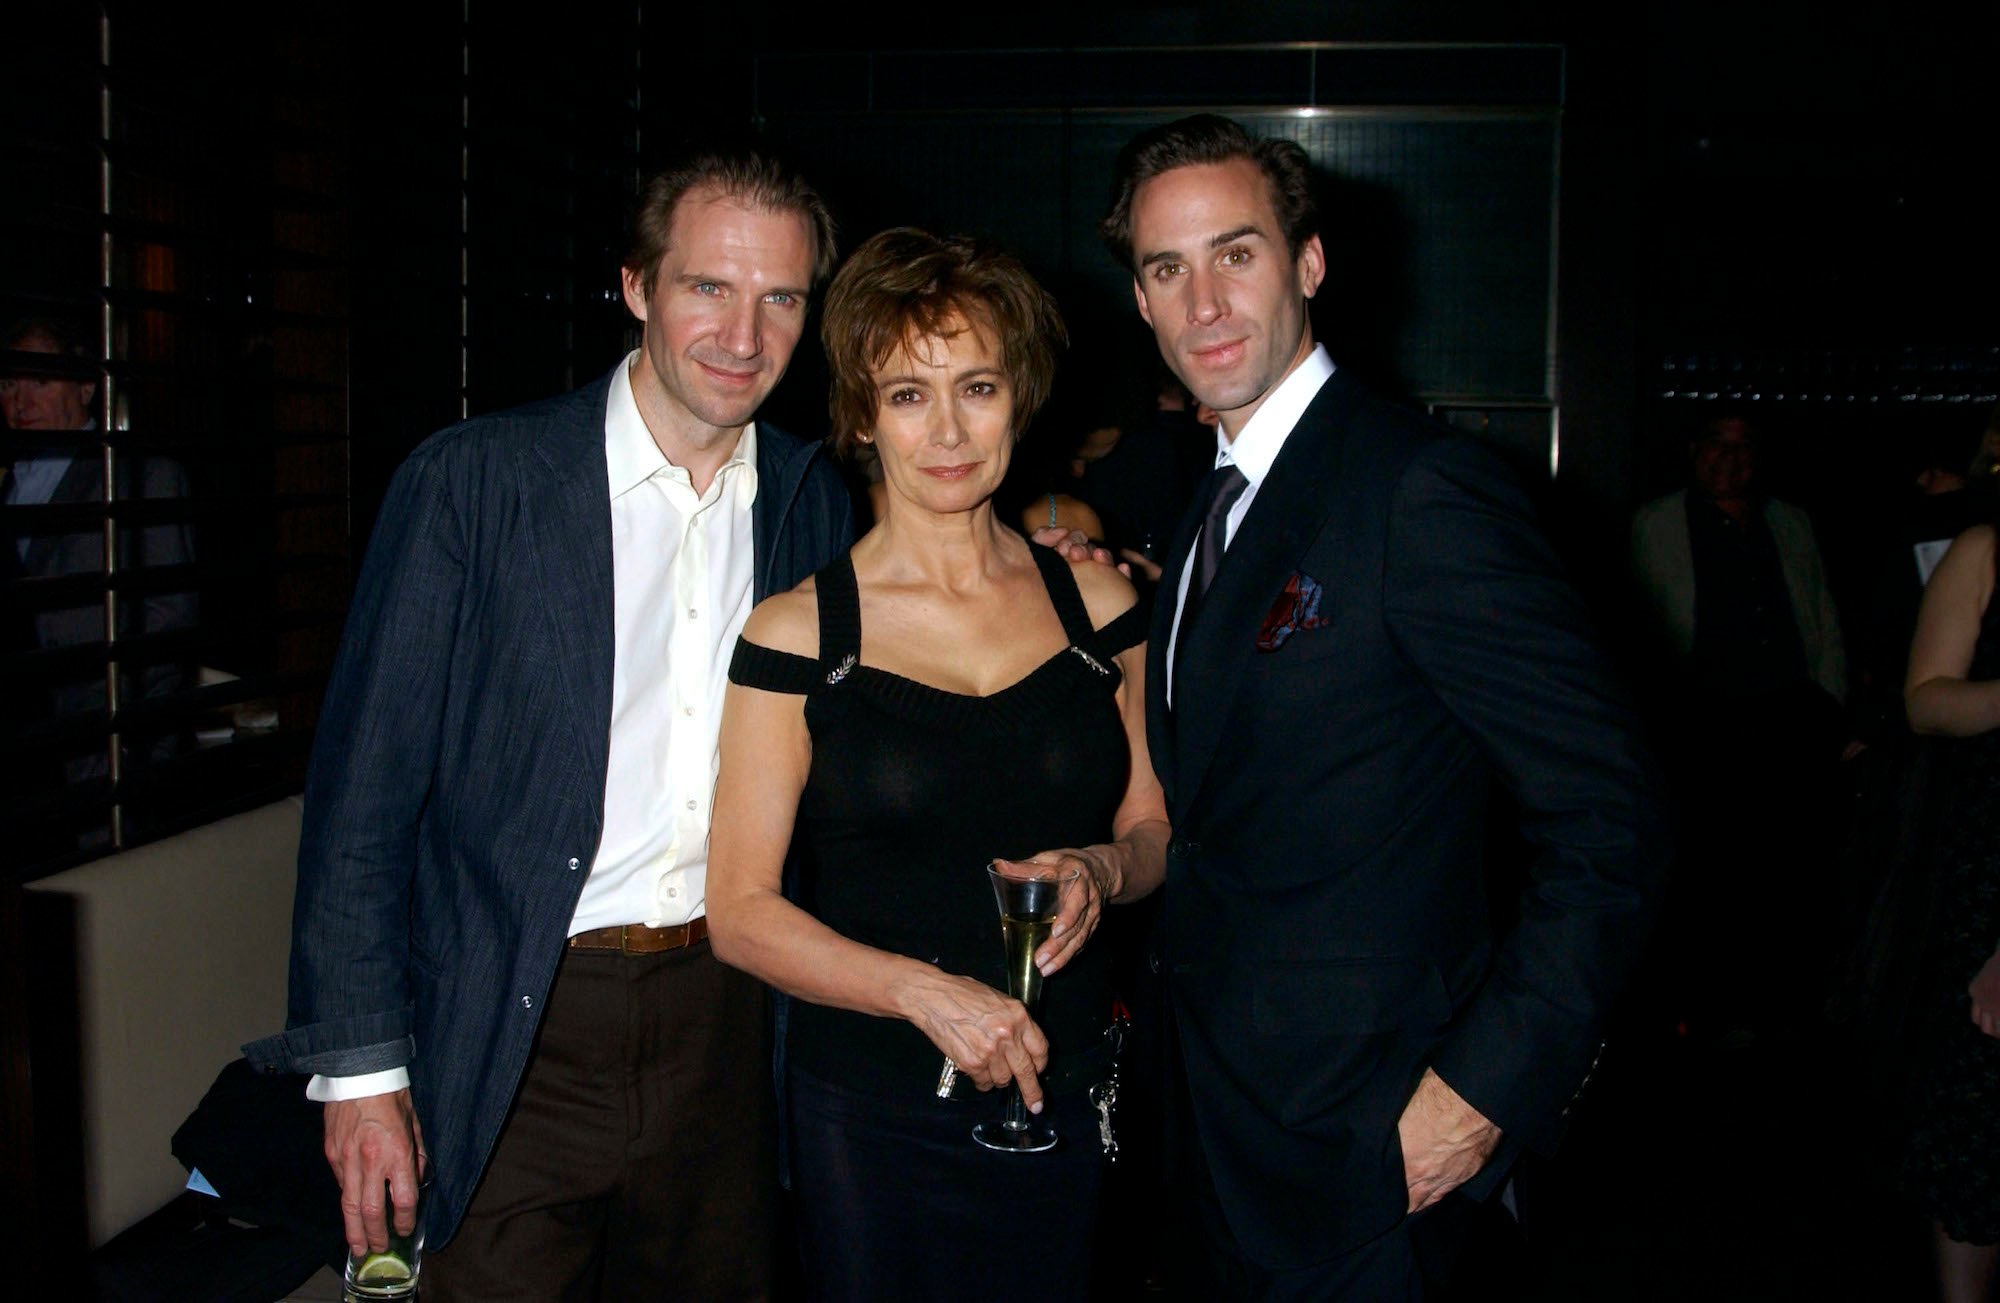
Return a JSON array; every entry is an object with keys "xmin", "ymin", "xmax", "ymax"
[
  {"xmin": 245, "ymin": 366, "xmax": 853, "ymax": 1248},
  {"xmin": 1149, "ymin": 370, "xmax": 1667, "ymax": 1269},
  {"xmin": 15, "ymin": 450, "xmax": 197, "ymax": 715}
]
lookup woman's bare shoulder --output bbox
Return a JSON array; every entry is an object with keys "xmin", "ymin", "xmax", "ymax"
[
  {"xmin": 741, "ymin": 579, "xmax": 821, "ymax": 659},
  {"xmin": 1066, "ymin": 553, "xmax": 1139, "ymax": 631},
  {"xmin": 1953, "ymin": 521, "xmax": 1998, "ymax": 555},
  {"xmin": 1933, "ymin": 523, "xmax": 1999, "ymax": 589}
]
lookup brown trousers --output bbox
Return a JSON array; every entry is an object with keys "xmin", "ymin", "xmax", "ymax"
[{"xmin": 424, "ymin": 940, "xmax": 778, "ymax": 1302}]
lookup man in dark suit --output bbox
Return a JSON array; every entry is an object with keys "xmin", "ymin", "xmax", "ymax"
[
  {"xmin": 1102, "ymin": 115, "xmax": 1668, "ymax": 1298},
  {"xmin": 3, "ymin": 317, "xmax": 196, "ymax": 785},
  {"xmin": 246, "ymin": 148, "xmax": 853, "ymax": 1300}
]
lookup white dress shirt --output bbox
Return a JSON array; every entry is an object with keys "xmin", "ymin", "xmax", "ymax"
[
  {"xmin": 312, "ymin": 352, "xmax": 759, "ymax": 1103},
  {"xmin": 575, "ymin": 351, "xmax": 758, "ymax": 936},
  {"xmin": 1165, "ymin": 345, "xmax": 1335, "ymax": 705}
]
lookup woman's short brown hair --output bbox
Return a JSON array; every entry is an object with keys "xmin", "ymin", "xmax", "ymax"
[{"xmin": 821, "ymin": 228, "xmax": 1066, "ymax": 458}]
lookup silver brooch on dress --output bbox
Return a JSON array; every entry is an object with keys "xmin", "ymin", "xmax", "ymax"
[
  {"xmin": 825, "ymin": 653, "xmax": 857, "ymax": 686},
  {"xmin": 1068, "ymin": 646, "xmax": 1111, "ymax": 676}
]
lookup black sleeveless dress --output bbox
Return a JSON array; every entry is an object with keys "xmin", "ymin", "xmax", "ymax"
[
  {"xmin": 1902, "ymin": 572, "xmax": 2000, "ymax": 1246},
  {"xmin": 728, "ymin": 544, "xmax": 1145, "ymax": 1301}
]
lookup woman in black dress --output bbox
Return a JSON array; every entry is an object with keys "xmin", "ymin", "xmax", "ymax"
[
  {"xmin": 708, "ymin": 228, "xmax": 1168, "ymax": 1301},
  {"xmin": 1904, "ymin": 509, "xmax": 2000, "ymax": 1303}
]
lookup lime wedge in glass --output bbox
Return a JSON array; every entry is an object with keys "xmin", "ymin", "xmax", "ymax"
[{"xmin": 353, "ymin": 1252, "xmax": 412, "ymax": 1284}]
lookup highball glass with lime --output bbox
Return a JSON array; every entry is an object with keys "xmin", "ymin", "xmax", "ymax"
[{"xmin": 342, "ymin": 1181, "xmax": 424, "ymax": 1300}]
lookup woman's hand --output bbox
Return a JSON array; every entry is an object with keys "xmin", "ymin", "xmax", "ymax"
[
  {"xmin": 896, "ymin": 969, "xmax": 1050, "ymax": 1110},
  {"xmin": 994, "ymin": 849, "xmax": 1119, "ymax": 979},
  {"xmin": 1971, "ymin": 948, "xmax": 2000, "ymax": 1039}
]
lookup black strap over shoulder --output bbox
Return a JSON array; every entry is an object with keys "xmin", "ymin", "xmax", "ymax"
[
  {"xmin": 727, "ymin": 554, "xmax": 864, "ymax": 697},
  {"xmin": 1030, "ymin": 546, "xmax": 1147, "ymax": 662},
  {"xmin": 727, "ymin": 639, "xmax": 821, "ymax": 695},
  {"xmin": 1091, "ymin": 603, "xmax": 1148, "ymax": 659},
  {"xmin": 814, "ymin": 553, "xmax": 862, "ymax": 672},
  {"xmin": 1031, "ymin": 545, "xmax": 1097, "ymax": 648}
]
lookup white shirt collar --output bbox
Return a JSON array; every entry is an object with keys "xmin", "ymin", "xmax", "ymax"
[
  {"xmin": 604, "ymin": 350, "xmax": 757, "ymax": 501},
  {"xmin": 1214, "ymin": 344, "xmax": 1334, "ymax": 485}
]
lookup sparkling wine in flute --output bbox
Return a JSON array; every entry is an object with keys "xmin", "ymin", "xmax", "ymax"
[
  {"xmin": 1001, "ymin": 914, "xmax": 1052, "ymax": 1008},
  {"xmin": 972, "ymin": 861, "xmax": 1078, "ymax": 1154}
]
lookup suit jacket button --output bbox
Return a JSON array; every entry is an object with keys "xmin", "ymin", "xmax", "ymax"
[
  {"xmin": 521, "ymin": 995, "xmax": 534, "ymax": 1009},
  {"xmin": 1147, "ymin": 953, "xmax": 1161, "ymax": 974}
]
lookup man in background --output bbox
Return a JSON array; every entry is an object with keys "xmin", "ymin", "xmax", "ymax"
[
  {"xmin": 1632, "ymin": 412, "xmax": 1849, "ymax": 1044},
  {"xmin": 2, "ymin": 316, "xmax": 195, "ymax": 793}
]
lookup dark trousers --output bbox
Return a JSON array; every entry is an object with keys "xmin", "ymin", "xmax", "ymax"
[
  {"xmin": 1178, "ymin": 1171, "xmax": 1517, "ymax": 1302},
  {"xmin": 786, "ymin": 1066, "xmax": 1105, "ymax": 1303},
  {"xmin": 1170, "ymin": 1134, "xmax": 1418, "ymax": 1303},
  {"xmin": 424, "ymin": 940, "xmax": 778, "ymax": 1303},
  {"xmin": 1662, "ymin": 684, "xmax": 1846, "ymax": 1036},
  {"xmin": 1168, "ymin": 1099, "xmax": 1518, "ymax": 1303}
]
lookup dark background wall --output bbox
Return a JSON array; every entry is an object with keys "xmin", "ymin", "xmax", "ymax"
[
  {"xmin": 6, "ymin": 1, "xmax": 1997, "ymax": 1286},
  {"xmin": 4, "ymin": 0, "xmax": 1997, "ymax": 861},
  {"xmin": 347, "ymin": 0, "xmax": 2000, "ymax": 580}
]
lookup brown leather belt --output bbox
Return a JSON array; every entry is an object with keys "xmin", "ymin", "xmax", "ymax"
[{"xmin": 567, "ymin": 917, "xmax": 708, "ymax": 953}]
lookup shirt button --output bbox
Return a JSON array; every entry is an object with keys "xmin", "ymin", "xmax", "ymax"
[
  {"xmin": 667, "ymin": 886, "xmax": 679, "ymax": 898},
  {"xmin": 685, "ymin": 798, "xmax": 697, "ymax": 811},
  {"xmin": 688, "ymin": 607, "xmax": 699, "ymax": 620},
  {"xmin": 520, "ymin": 995, "xmax": 534, "ymax": 1009},
  {"xmin": 567, "ymin": 857, "xmax": 580, "ymax": 870},
  {"xmin": 683, "ymin": 705, "xmax": 695, "ymax": 717}
]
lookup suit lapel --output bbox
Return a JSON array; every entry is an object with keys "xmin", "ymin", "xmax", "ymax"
[
  {"xmin": 1145, "ymin": 468, "xmax": 1213, "ymax": 808},
  {"xmin": 519, "ymin": 384, "xmax": 617, "ymax": 790},
  {"xmin": 1168, "ymin": 376, "xmax": 1358, "ymax": 818}
]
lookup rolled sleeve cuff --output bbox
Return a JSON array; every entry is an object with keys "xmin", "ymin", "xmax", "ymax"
[
  {"xmin": 242, "ymin": 1006, "xmax": 414, "ymax": 1078},
  {"xmin": 308, "ymin": 1067, "xmax": 411, "ymax": 1102}
]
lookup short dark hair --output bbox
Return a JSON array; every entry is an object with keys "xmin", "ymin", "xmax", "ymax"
[
  {"xmin": 623, "ymin": 146, "xmax": 837, "ymax": 296},
  {"xmin": 820, "ymin": 227, "xmax": 1066, "ymax": 458},
  {"xmin": 1099, "ymin": 114, "xmax": 1318, "ymax": 272},
  {"xmin": 1693, "ymin": 411, "xmax": 1758, "ymax": 445}
]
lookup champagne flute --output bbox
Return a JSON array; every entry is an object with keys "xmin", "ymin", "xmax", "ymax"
[{"xmin": 972, "ymin": 860, "xmax": 1080, "ymax": 1153}]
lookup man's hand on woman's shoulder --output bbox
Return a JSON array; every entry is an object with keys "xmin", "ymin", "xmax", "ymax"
[{"xmin": 1030, "ymin": 525, "xmax": 1124, "ymax": 575}]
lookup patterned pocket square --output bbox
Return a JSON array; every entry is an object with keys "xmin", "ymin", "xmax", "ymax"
[{"xmin": 1256, "ymin": 571, "xmax": 1331, "ymax": 651}]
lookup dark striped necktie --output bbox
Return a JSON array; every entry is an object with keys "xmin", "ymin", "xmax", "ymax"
[{"xmin": 1173, "ymin": 464, "xmax": 1250, "ymax": 685}]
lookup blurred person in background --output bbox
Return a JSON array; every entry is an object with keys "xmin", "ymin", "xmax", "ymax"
[
  {"xmin": 1900, "ymin": 467, "xmax": 2000, "ymax": 1303},
  {"xmin": 2, "ymin": 315, "xmax": 194, "ymax": 792},
  {"xmin": 1631, "ymin": 412, "xmax": 1849, "ymax": 1044}
]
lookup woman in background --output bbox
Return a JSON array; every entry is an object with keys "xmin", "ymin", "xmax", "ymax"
[{"xmin": 1903, "ymin": 485, "xmax": 2000, "ymax": 1303}]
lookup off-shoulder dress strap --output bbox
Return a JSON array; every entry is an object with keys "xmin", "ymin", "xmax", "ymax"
[
  {"xmin": 725, "ymin": 555, "xmax": 861, "ymax": 696},
  {"xmin": 1030, "ymin": 546, "xmax": 1147, "ymax": 661}
]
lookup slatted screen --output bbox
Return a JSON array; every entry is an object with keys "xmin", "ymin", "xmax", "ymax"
[
  {"xmin": 3, "ymin": 7, "xmax": 351, "ymax": 872},
  {"xmin": 1, "ymin": 3, "xmax": 643, "ymax": 880}
]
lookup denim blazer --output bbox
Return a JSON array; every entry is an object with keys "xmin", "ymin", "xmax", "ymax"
[{"xmin": 245, "ymin": 365, "xmax": 852, "ymax": 1247}]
